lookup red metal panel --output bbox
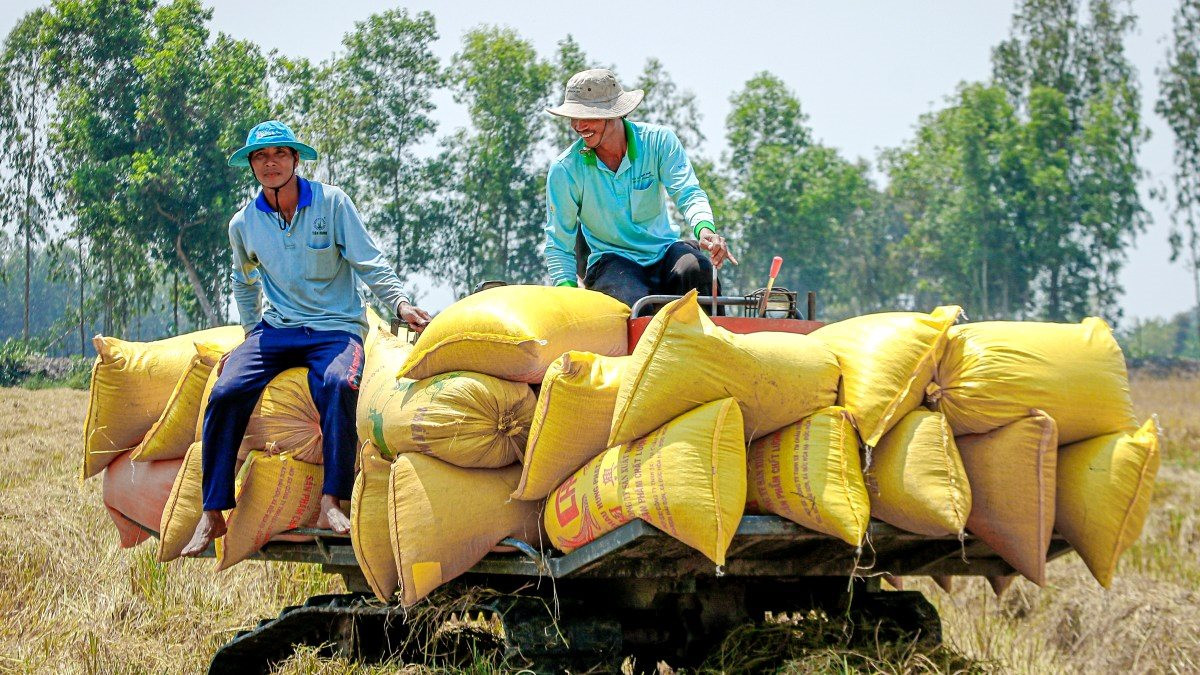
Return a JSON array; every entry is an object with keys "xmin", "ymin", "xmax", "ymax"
[{"xmin": 627, "ymin": 316, "xmax": 825, "ymax": 352}]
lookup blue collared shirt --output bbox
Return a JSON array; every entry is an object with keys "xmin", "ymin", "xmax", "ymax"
[
  {"xmin": 229, "ymin": 176, "xmax": 408, "ymax": 338},
  {"xmin": 543, "ymin": 120, "xmax": 714, "ymax": 285}
]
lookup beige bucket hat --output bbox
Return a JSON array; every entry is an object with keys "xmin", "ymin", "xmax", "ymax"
[{"xmin": 546, "ymin": 68, "xmax": 644, "ymax": 119}]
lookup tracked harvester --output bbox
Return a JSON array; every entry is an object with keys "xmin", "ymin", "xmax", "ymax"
[{"xmin": 177, "ymin": 289, "xmax": 1074, "ymax": 673}]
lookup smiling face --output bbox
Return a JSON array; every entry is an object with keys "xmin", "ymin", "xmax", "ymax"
[
  {"xmin": 570, "ymin": 117, "xmax": 615, "ymax": 150},
  {"xmin": 248, "ymin": 146, "xmax": 298, "ymax": 189}
]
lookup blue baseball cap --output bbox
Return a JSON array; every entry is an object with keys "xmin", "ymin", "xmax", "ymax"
[{"xmin": 227, "ymin": 120, "xmax": 319, "ymax": 167}]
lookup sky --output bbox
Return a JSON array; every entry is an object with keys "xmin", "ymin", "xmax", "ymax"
[{"xmin": 0, "ymin": 0, "xmax": 1191, "ymax": 321}]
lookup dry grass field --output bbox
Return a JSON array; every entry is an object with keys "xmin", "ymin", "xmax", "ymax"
[{"xmin": 0, "ymin": 373, "xmax": 1195, "ymax": 673}]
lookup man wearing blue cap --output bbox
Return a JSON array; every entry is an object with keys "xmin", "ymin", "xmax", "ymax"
[{"xmin": 182, "ymin": 120, "xmax": 431, "ymax": 557}]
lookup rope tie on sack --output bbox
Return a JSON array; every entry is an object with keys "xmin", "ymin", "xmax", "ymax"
[{"xmin": 497, "ymin": 411, "xmax": 526, "ymax": 437}]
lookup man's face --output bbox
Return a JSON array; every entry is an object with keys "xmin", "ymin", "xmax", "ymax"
[
  {"xmin": 249, "ymin": 146, "xmax": 297, "ymax": 189},
  {"xmin": 571, "ymin": 118, "xmax": 610, "ymax": 149}
]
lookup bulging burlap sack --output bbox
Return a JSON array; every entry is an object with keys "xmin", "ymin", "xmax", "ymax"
[
  {"xmin": 610, "ymin": 291, "xmax": 839, "ymax": 446},
  {"xmin": 747, "ymin": 407, "xmax": 870, "ymax": 547},
  {"xmin": 400, "ymin": 285, "xmax": 630, "ymax": 383}
]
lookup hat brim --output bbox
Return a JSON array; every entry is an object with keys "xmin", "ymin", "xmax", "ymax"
[
  {"xmin": 545, "ymin": 89, "xmax": 644, "ymax": 119},
  {"xmin": 228, "ymin": 141, "xmax": 319, "ymax": 167}
]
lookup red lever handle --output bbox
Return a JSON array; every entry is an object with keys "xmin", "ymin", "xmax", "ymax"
[{"xmin": 769, "ymin": 256, "xmax": 783, "ymax": 279}]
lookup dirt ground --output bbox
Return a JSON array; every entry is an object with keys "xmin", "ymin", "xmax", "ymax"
[{"xmin": 0, "ymin": 373, "xmax": 1195, "ymax": 673}]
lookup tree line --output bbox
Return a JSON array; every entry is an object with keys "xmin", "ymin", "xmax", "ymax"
[{"xmin": 1, "ymin": 0, "xmax": 1199, "ymax": 358}]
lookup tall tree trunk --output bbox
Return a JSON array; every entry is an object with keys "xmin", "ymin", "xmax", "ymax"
[
  {"xmin": 1191, "ymin": 226, "xmax": 1200, "ymax": 355},
  {"xmin": 78, "ymin": 236, "xmax": 85, "ymax": 356},
  {"xmin": 173, "ymin": 270, "xmax": 179, "ymax": 334},
  {"xmin": 23, "ymin": 209, "xmax": 30, "ymax": 341},
  {"xmin": 980, "ymin": 255, "xmax": 990, "ymax": 320},
  {"xmin": 174, "ymin": 229, "xmax": 219, "ymax": 327}
]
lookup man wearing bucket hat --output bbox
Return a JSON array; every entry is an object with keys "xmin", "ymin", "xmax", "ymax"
[
  {"xmin": 544, "ymin": 68, "xmax": 735, "ymax": 312},
  {"xmin": 182, "ymin": 120, "xmax": 432, "ymax": 556}
]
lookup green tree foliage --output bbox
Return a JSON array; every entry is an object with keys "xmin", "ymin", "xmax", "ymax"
[
  {"xmin": 0, "ymin": 9, "xmax": 55, "ymax": 340},
  {"xmin": 43, "ymin": 0, "xmax": 157, "ymax": 337},
  {"xmin": 884, "ymin": 84, "xmax": 1035, "ymax": 317},
  {"xmin": 440, "ymin": 26, "xmax": 553, "ymax": 293},
  {"xmin": 725, "ymin": 72, "xmax": 875, "ymax": 311},
  {"xmin": 128, "ymin": 0, "xmax": 269, "ymax": 326},
  {"xmin": 270, "ymin": 55, "xmax": 357, "ymax": 189},
  {"xmin": 1157, "ymin": 0, "xmax": 1200, "ymax": 348},
  {"xmin": 339, "ymin": 9, "xmax": 442, "ymax": 282},
  {"xmin": 634, "ymin": 57, "xmax": 705, "ymax": 150},
  {"xmin": 991, "ymin": 0, "xmax": 1148, "ymax": 321}
]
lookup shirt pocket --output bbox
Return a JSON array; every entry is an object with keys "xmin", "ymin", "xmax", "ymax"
[
  {"xmin": 303, "ymin": 243, "xmax": 339, "ymax": 281},
  {"xmin": 630, "ymin": 183, "xmax": 663, "ymax": 223}
]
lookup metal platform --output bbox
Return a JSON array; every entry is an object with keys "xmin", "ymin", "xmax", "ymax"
[{"xmin": 185, "ymin": 515, "xmax": 1072, "ymax": 582}]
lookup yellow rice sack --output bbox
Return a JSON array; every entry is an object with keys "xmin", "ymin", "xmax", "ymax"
[
  {"xmin": 131, "ymin": 342, "xmax": 227, "ymax": 462},
  {"xmin": 868, "ymin": 408, "xmax": 971, "ymax": 536},
  {"xmin": 511, "ymin": 351, "xmax": 630, "ymax": 501},
  {"xmin": 82, "ymin": 325, "xmax": 244, "ymax": 478},
  {"xmin": 387, "ymin": 456, "xmax": 540, "ymax": 607},
  {"xmin": 360, "ymin": 368, "xmax": 534, "ymax": 468},
  {"xmin": 547, "ymin": 398, "xmax": 747, "ymax": 565},
  {"xmin": 243, "ymin": 367, "xmax": 323, "ymax": 464},
  {"xmin": 929, "ymin": 318, "xmax": 1136, "ymax": 445},
  {"xmin": 216, "ymin": 450, "xmax": 323, "ymax": 570},
  {"xmin": 157, "ymin": 441, "xmax": 205, "ymax": 562},
  {"xmin": 746, "ymin": 407, "xmax": 870, "ymax": 547},
  {"xmin": 811, "ymin": 306, "xmax": 961, "ymax": 447},
  {"xmin": 610, "ymin": 291, "xmax": 839, "ymax": 446},
  {"xmin": 400, "ymin": 284, "xmax": 630, "ymax": 383},
  {"xmin": 956, "ymin": 412, "xmax": 1058, "ymax": 585},
  {"xmin": 1057, "ymin": 418, "xmax": 1160, "ymax": 588},
  {"xmin": 362, "ymin": 306, "xmax": 388, "ymax": 355},
  {"xmin": 350, "ymin": 442, "xmax": 397, "ymax": 602}
]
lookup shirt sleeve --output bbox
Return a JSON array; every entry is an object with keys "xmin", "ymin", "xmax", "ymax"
[
  {"xmin": 229, "ymin": 221, "xmax": 263, "ymax": 333},
  {"xmin": 543, "ymin": 161, "xmax": 581, "ymax": 285},
  {"xmin": 656, "ymin": 128, "xmax": 714, "ymax": 232},
  {"xmin": 332, "ymin": 190, "xmax": 411, "ymax": 312}
]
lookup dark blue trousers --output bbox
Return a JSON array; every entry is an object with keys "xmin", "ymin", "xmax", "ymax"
[
  {"xmin": 201, "ymin": 321, "xmax": 364, "ymax": 511},
  {"xmin": 584, "ymin": 241, "xmax": 716, "ymax": 317}
]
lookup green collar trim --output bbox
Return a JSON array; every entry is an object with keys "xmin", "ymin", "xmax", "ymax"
[{"xmin": 579, "ymin": 119, "xmax": 638, "ymax": 168}]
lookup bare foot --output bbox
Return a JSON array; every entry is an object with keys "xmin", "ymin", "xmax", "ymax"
[
  {"xmin": 181, "ymin": 510, "xmax": 226, "ymax": 557},
  {"xmin": 316, "ymin": 494, "xmax": 351, "ymax": 534}
]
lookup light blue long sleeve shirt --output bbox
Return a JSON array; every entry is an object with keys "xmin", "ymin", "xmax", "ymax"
[
  {"xmin": 229, "ymin": 177, "xmax": 409, "ymax": 338},
  {"xmin": 543, "ymin": 120, "xmax": 715, "ymax": 285}
]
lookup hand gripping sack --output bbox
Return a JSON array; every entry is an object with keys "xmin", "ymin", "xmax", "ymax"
[
  {"xmin": 746, "ymin": 407, "xmax": 870, "ymax": 547},
  {"xmin": 929, "ymin": 318, "xmax": 1136, "ymax": 445},
  {"xmin": 546, "ymin": 398, "xmax": 747, "ymax": 565},
  {"xmin": 956, "ymin": 411, "xmax": 1058, "ymax": 585},
  {"xmin": 216, "ymin": 450, "xmax": 324, "ymax": 570},
  {"xmin": 511, "ymin": 351, "xmax": 630, "ymax": 501},
  {"xmin": 1057, "ymin": 418, "xmax": 1160, "ymax": 588},
  {"xmin": 83, "ymin": 325, "xmax": 245, "ymax": 478},
  {"xmin": 609, "ymin": 291, "xmax": 839, "ymax": 446},
  {"xmin": 103, "ymin": 450, "xmax": 184, "ymax": 548},
  {"xmin": 131, "ymin": 342, "xmax": 227, "ymax": 462},
  {"xmin": 810, "ymin": 306, "xmax": 960, "ymax": 447},
  {"xmin": 399, "ymin": 284, "xmax": 630, "ymax": 383},
  {"xmin": 387, "ymin": 456, "xmax": 540, "ymax": 607},
  {"xmin": 350, "ymin": 442, "xmax": 398, "ymax": 602},
  {"xmin": 361, "ymin": 369, "xmax": 535, "ymax": 468},
  {"xmin": 868, "ymin": 408, "xmax": 971, "ymax": 536}
]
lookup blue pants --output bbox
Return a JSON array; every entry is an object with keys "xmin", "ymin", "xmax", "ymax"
[
  {"xmin": 584, "ymin": 241, "xmax": 716, "ymax": 317},
  {"xmin": 201, "ymin": 321, "xmax": 364, "ymax": 511}
]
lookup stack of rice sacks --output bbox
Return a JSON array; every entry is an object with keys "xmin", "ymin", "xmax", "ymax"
[{"xmin": 89, "ymin": 283, "xmax": 1160, "ymax": 602}]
